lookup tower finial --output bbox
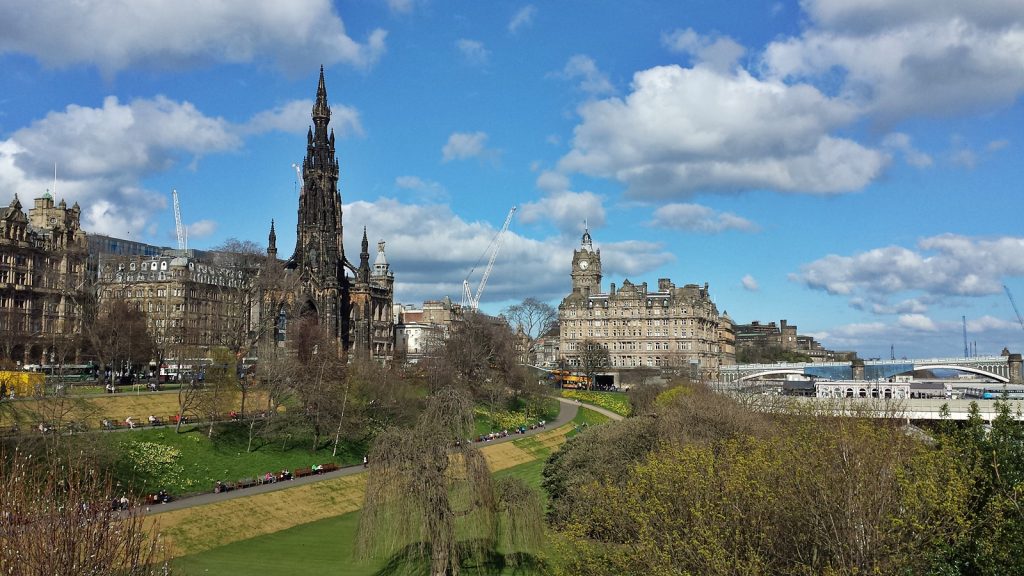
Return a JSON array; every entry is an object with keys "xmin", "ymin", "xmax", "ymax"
[{"xmin": 312, "ymin": 65, "xmax": 331, "ymax": 122}]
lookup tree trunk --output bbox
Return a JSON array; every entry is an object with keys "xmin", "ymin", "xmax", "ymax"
[{"xmin": 331, "ymin": 381, "xmax": 350, "ymax": 457}]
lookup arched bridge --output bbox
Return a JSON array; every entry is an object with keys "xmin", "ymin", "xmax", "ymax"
[{"xmin": 721, "ymin": 355, "xmax": 1023, "ymax": 384}]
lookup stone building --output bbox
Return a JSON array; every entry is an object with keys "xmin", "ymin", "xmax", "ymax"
[
  {"xmin": 0, "ymin": 194, "xmax": 88, "ymax": 365},
  {"xmin": 95, "ymin": 252, "xmax": 252, "ymax": 352},
  {"xmin": 393, "ymin": 298, "xmax": 462, "ymax": 363},
  {"xmin": 734, "ymin": 319, "xmax": 852, "ymax": 362},
  {"xmin": 261, "ymin": 67, "xmax": 395, "ymax": 360},
  {"xmin": 558, "ymin": 229, "xmax": 734, "ymax": 381}
]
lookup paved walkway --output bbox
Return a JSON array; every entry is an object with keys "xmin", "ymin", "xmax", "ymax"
[{"xmin": 148, "ymin": 396, "xmax": 591, "ymax": 515}]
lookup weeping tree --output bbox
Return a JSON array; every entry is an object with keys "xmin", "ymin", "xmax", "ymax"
[{"xmin": 358, "ymin": 387, "xmax": 543, "ymax": 575}]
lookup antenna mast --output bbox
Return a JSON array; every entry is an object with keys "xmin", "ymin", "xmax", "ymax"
[{"xmin": 962, "ymin": 315, "xmax": 969, "ymax": 358}]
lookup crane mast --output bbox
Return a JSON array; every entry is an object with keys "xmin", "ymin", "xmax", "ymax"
[
  {"xmin": 291, "ymin": 163, "xmax": 303, "ymax": 194},
  {"xmin": 172, "ymin": 189, "xmax": 186, "ymax": 251},
  {"xmin": 462, "ymin": 206, "xmax": 516, "ymax": 311},
  {"xmin": 1005, "ymin": 285, "xmax": 1024, "ymax": 332}
]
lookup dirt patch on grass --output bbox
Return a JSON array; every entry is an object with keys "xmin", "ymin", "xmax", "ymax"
[{"xmin": 1, "ymin": 392, "xmax": 256, "ymax": 428}]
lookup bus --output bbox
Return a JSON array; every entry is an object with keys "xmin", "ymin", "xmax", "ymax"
[
  {"xmin": 25, "ymin": 363, "xmax": 98, "ymax": 383},
  {"xmin": 547, "ymin": 369, "xmax": 591, "ymax": 389},
  {"xmin": 963, "ymin": 385, "xmax": 1024, "ymax": 400}
]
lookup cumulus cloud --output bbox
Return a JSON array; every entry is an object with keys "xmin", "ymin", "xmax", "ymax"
[
  {"xmin": 559, "ymin": 55, "xmax": 615, "ymax": 96},
  {"xmin": 394, "ymin": 175, "xmax": 447, "ymax": 202},
  {"xmin": 338, "ymin": 198, "xmax": 674, "ymax": 307},
  {"xmin": 456, "ymin": 39, "xmax": 490, "ymax": 65},
  {"xmin": 898, "ymin": 313, "xmax": 938, "ymax": 332},
  {"xmin": 508, "ymin": 5, "xmax": 536, "ymax": 33},
  {"xmin": 0, "ymin": 0, "xmax": 387, "ymax": 75},
  {"xmin": 882, "ymin": 132, "xmax": 932, "ymax": 168},
  {"xmin": 0, "ymin": 93, "xmax": 353, "ymax": 236},
  {"xmin": 340, "ymin": 199, "xmax": 557, "ymax": 305},
  {"xmin": 741, "ymin": 274, "xmax": 760, "ymax": 291},
  {"xmin": 518, "ymin": 191, "xmax": 605, "ymax": 235},
  {"xmin": 559, "ymin": 64, "xmax": 885, "ymax": 198},
  {"xmin": 441, "ymin": 131, "xmax": 492, "ymax": 162},
  {"xmin": 535, "ymin": 170, "xmax": 570, "ymax": 193},
  {"xmin": 649, "ymin": 203, "xmax": 758, "ymax": 233},
  {"xmin": 988, "ymin": 139, "xmax": 1010, "ymax": 151},
  {"xmin": 662, "ymin": 28, "xmax": 746, "ymax": 72},
  {"xmin": 242, "ymin": 100, "xmax": 363, "ymax": 137},
  {"xmin": 187, "ymin": 219, "xmax": 218, "ymax": 240},
  {"xmin": 794, "ymin": 234, "xmax": 1024, "ymax": 309},
  {"xmin": 812, "ymin": 313, "xmax": 1023, "ymax": 359},
  {"xmin": 386, "ymin": 0, "xmax": 415, "ymax": 14},
  {"xmin": 762, "ymin": 0, "xmax": 1024, "ymax": 122}
]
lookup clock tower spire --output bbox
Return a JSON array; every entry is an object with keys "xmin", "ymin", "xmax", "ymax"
[{"xmin": 571, "ymin": 224, "xmax": 601, "ymax": 295}]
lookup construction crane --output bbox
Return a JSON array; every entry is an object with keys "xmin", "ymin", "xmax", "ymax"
[
  {"xmin": 1005, "ymin": 285, "xmax": 1024, "ymax": 332},
  {"xmin": 462, "ymin": 206, "xmax": 516, "ymax": 311},
  {"xmin": 291, "ymin": 163, "xmax": 303, "ymax": 194},
  {"xmin": 172, "ymin": 189, "xmax": 187, "ymax": 251}
]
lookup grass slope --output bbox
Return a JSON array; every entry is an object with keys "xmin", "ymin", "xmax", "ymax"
[
  {"xmin": 172, "ymin": 459, "xmax": 558, "ymax": 576},
  {"xmin": 162, "ymin": 408, "xmax": 610, "ymax": 570}
]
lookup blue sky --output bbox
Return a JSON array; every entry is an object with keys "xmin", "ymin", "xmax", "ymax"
[{"xmin": 1, "ymin": 0, "xmax": 1023, "ymax": 359}]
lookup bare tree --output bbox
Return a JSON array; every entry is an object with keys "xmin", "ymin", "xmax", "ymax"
[
  {"xmin": 578, "ymin": 339, "xmax": 610, "ymax": 390},
  {"xmin": 195, "ymin": 347, "xmax": 237, "ymax": 438},
  {"xmin": 82, "ymin": 299, "xmax": 157, "ymax": 383},
  {"xmin": 358, "ymin": 387, "xmax": 543, "ymax": 575},
  {"xmin": 0, "ymin": 447, "xmax": 169, "ymax": 575},
  {"xmin": 501, "ymin": 297, "xmax": 557, "ymax": 340}
]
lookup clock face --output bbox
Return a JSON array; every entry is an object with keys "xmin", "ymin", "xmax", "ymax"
[{"xmin": 579, "ymin": 260, "xmax": 589, "ymax": 270}]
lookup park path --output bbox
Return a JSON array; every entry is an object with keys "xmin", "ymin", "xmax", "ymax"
[{"xmin": 148, "ymin": 396, "xmax": 586, "ymax": 515}]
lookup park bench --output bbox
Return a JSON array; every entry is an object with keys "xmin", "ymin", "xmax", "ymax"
[
  {"xmin": 293, "ymin": 467, "xmax": 313, "ymax": 478},
  {"xmin": 320, "ymin": 463, "xmax": 339, "ymax": 473},
  {"xmin": 237, "ymin": 477, "xmax": 257, "ymax": 489}
]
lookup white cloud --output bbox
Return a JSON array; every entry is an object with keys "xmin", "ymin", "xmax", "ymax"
[
  {"xmin": 897, "ymin": 313, "xmax": 938, "ymax": 332},
  {"xmin": 508, "ymin": 5, "xmax": 536, "ymax": 33},
  {"xmin": 812, "ymin": 313, "xmax": 1024, "ymax": 359},
  {"xmin": 519, "ymin": 191, "xmax": 605, "ymax": 235},
  {"xmin": 741, "ymin": 274, "xmax": 760, "ymax": 291},
  {"xmin": 881, "ymin": 132, "xmax": 932, "ymax": 168},
  {"xmin": 242, "ymin": 100, "xmax": 363, "ymax": 137},
  {"xmin": 187, "ymin": 219, "xmax": 218, "ymax": 240},
  {"xmin": 0, "ymin": 94, "xmax": 326, "ymax": 236},
  {"xmin": 441, "ymin": 131, "xmax": 491, "ymax": 162},
  {"xmin": 763, "ymin": 0, "xmax": 1024, "ymax": 122},
  {"xmin": 386, "ymin": 0, "xmax": 415, "ymax": 14},
  {"xmin": 988, "ymin": 139, "xmax": 1010, "ymax": 151},
  {"xmin": 394, "ymin": 175, "xmax": 447, "ymax": 201},
  {"xmin": 0, "ymin": 0, "xmax": 387, "ymax": 75},
  {"xmin": 535, "ymin": 170, "xmax": 570, "ymax": 193},
  {"xmin": 795, "ymin": 234, "xmax": 1024, "ymax": 307},
  {"xmin": 649, "ymin": 203, "xmax": 758, "ymax": 233},
  {"xmin": 340, "ymin": 198, "xmax": 673, "ymax": 307},
  {"xmin": 340, "ymin": 199, "xmax": 565, "ymax": 305},
  {"xmin": 560, "ymin": 55, "xmax": 615, "ymax": 96},
  {"xmin": 559, "ymin": 64, "xmax": 886, "ymax": 198},
  {"xmin": 456, "ymin": 39, "xmax": 490, "ymax": 65},
  {"xmin": 662, "ymin": 28, "xmax": 746, "ymax": 72}
]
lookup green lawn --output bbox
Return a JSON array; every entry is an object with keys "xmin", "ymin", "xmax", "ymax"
[
  {"xmin": 172, "ymin": 459, "xmax": 557, "ymax": 576},
  {"xmin": 559, "ymin": 389, "xmax": 630, "ymax": 416},
  {"xmin": 110, "ymin": 422, "xmax": 365, "ymax": 497}
]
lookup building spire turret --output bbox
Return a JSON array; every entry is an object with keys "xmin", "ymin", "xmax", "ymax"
[
  {"xmin": 268, "ymin": 219, "xmax": 277, "ymax": 259},
  {"xmin": 312, "ymin": 65, "xmax": 331, "ymax": 123}
]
